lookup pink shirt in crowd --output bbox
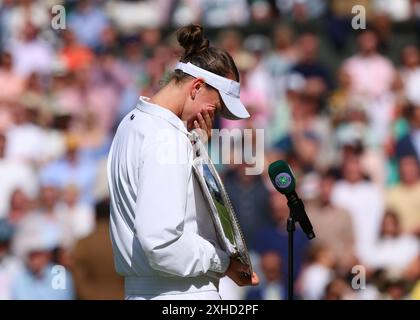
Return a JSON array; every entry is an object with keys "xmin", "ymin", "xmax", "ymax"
[{"xmin": 343, "ymin": 54, "xmax": 395, "ymax": 98}]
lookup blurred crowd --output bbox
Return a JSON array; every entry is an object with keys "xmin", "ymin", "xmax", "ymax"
[{"xmin": 0, "ymin": 0, "xmax": 419, "ymax": 300}]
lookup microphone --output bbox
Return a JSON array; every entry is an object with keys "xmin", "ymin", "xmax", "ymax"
[{"xmin": 268, "ymin": 160, "xmax": 316, "ymax": 240}]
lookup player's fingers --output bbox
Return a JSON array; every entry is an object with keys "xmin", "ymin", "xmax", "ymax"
[
  {"xmin": 203, "ymin": 110, "xmax": 213, "ymax": 127},
  {"xmin": 197, "ymin": 112, "xmax": 206, "ymax": 129},
  {"xmin": 251, "ymin": 272, "xmax": 260, "ymax": 286}
]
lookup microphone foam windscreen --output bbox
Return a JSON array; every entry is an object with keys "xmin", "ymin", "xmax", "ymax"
[{"xmin": 268, "ymin": 160, "xmax": 296, "ymax": 194}]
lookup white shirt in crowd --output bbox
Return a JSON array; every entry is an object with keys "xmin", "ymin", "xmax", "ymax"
[
  {"xmin": 364, "ymin": 235, "xmax": 419, "ymax": 272},
  {"xmin": 5, "ymin": 123, "xmax": 48, "ymax": 164},
  {"xmin": 55, "ymin": 202, "xmax": 96, "ymax": 246},
  {"xmin": 0, "ymin": 158, "xmax": 38, "ymax": 219},
  {"xmin": 400, "ymin": 66, "xmax": 420, "ymax": 106},
  {"xmin": 0, "ymin": 255, "xmax": 22, "ymax": 300},
  {"xmin": 7, "ymin": 2, "xmax": 50, "ymax": 41},
  {"xmin": 12, "ymin": 211, "xmax": 66, "ymax": 259},
  {"xmin": 107, "ymin": 97, "xmax": 230, "ymax": 297},
  {"xmin": 331, "ymin": 180, "xmax": 384, "ymax": 264},
  {"xmin": 8, "ymin": 38, "xmax": 53, "ymax": 77},
  {"xmin": 300, "ymin": 263, "xmax": 334, "ymax": 300}
]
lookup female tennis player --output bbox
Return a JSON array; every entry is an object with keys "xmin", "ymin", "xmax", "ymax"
[{"xmin": 107, "ymin": 24, "xmax": 259, "ymax": 300}]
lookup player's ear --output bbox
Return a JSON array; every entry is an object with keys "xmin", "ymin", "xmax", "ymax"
[{"xmin": 190, "ymin": 78, "xmax": 205, "ymax": 100}]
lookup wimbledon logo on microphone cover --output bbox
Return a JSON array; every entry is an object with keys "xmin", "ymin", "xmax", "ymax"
[{"xmin": 275, "ymin": 173, "xmax": 292, "ymax": 189}]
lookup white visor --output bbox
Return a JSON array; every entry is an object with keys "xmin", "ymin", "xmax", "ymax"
[{"xmin": 174, "ymin": 62, "xmax": 250, "ymax": 120}]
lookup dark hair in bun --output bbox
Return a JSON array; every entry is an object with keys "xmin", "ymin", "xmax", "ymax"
[
  {"xmin": 177, "ymin": 24, "xmax": 210, "ymax": 59},
  {"xmin": 171, "ymin": 24, "xmax": 239, "ymax": 83}
]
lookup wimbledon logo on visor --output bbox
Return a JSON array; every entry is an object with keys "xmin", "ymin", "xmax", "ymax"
[{"xmin": 275, "ymin": 173, "xmax": 292, "ymax": 189}]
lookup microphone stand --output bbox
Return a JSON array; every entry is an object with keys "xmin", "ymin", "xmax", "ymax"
[
  {"xmin": 286, "ymin": 210, "xmax": 295, "ymax": 301},
  {"xmin": 285, "ymin": 192, "xmax": 315, "ymax": 300}
]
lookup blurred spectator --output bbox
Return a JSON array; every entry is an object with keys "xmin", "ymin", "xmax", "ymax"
[
  {"xmin": 0, "ymin": 218, "xmax": 20, "ymax": 300},
  {"xmin": 58, "ymin": 30, "xmax": 94, "ymax": 72},
  {"xmin": 6, "ymin": 0, "xmax": 49, "ymax": 42},
  {"xmin": 121, "ymin": 32, "xmax": 145, "ymax": 68},
  {"xmin": 249, "ymin": 0, "xmax": 277, "ymax": 23},
  {"xmin": 266, "ymin": 73, "xmax": 304, "ymax": 146},
  {"xmin": 7, "ymin": 22, "xmax": 54, "ymax": 77},
  {"xmin": 330, "ymin": 153, "xmax": 384, "ymax": 264},
  {"xmin": 20, "ymin": 73, "xmax": 51, "ymax": 118},
  {"xmin": 342, "ymin": 29, "xmax": 396, "ymax": 144},
  {"xmin": 11, "ymin": 229, "xmax": 75, "ymax": 300},
  {"xmin": 326, "ymin": 0, "xmax": 371, "ymax": 51},
  {"xmin": 68, "ymin": 0, "xmax": 109, "ymax": 48},
  {"xmin": 11, "ymin": 188, "xmax": 75, "ymax": 299},
  {"xmin": 323, "ymin": 277, "xmax": 355, "ymax": 300},
  {"xmin": 40, "ymin": 134, "xmax": 98, "ymax": 205},
  {"xmin": 0, "ymin": 133, "xmax": 38, "ymax": 218},
  {"xmin": 328, "ymin": 68, "xmax": 353, "ymax": 124},
  {"xmin": 412, "ymin": 281, "xmax": 420, "ymax": 299},
  {"xmin": 48, "ymin": 71, "xmax": 80, "ymax": 116},
  {"xmin": 71, "ymin": 198, "xmax": 124, "ymax": 300},
  {"xmin": 140, "ymin": 27, "xmax": 163, "ymax": 59},
  {"xmin": 7, "ymin": 188, "xmax": 32, "ymax": 225},
  {"xmin": 71, "ymin": 111, "xmax": 110, "ymax": 161},
  {"xmin": 92, "ymin": 157, "xmax": 110, "ymax": 202},
  {"xmin": 386, "ymin": 156, "xmax": 420, "ymax": 235},
  {"xmin": 395, "ymin": 104, "xmax": 420, "ymax": 162},
  {"xmin": 254, "ymin": 191, "xmax": 309, "ymax": 284},
  {"xmin": 298, "ymin": 243, "xmax": 335, "ymax": 300},
  {"xmin": 372, "ymin": 0, "xmax": 412, "ymax": 22},
  {"xmin": 217, "ymin": 29, "xmax": 245, "ymax": 59},
  {"xmin": 17, "ymin": 185, "xmax": 71, "ymax": 246},
  {"xmin": 105, "ymin": 0, "xmax": 172, "ymax": 31},
  {"xmin": 241, "ymin": 34, "xmax": 272, "ymax": 119},
  {"xmin": 245, "ymin": 251, "xmax": 286, "ymax": 300},
  {"xmin": 381, "ymin": 277, "xmax": 411, "ymax": 300},
  {"xmin": 342, "ymin": 29, "xmax": 395, "ymax": 99},
  {"xmin": 0, "ymin": 103, "xmax": 14, "ymax": 134},
  {"xmin": 171, "ymin": 0, "xmax": 201, "ymax": 27},
  {"xmin": 306, "ymin": 172, "xmax": 356, "ymax": 271},
  {"xmin": 199, "ymin": 0, "xmax": 250, "ymax": 27},
  {"xmin": 95, "ymin": 25, "xmax": 121, "ymax": 56},
  {"xmin": 334, "ymin": 108, "xmax": 388, "ymax": 187},
  {"xmin": 406, "ymin": 256, "xmax": 420, "ymax": 299},
  {"xmin": 274, "ymin": 93, "xmax": 334, "ymax": 169},
  {"xmin": 399, "ymin": 45, "xmax": 420, "ymax": 107},
  {"xmin": 0, "ymin": 51, "xmax": 25, "ymax": 102},
  {"xmin": 71, "ymin": 65, "xmax": 121, "ymax": 132},
  {"xmin": 0, "ymin": 0, "xmax": 15, "ymax": 48},
  {"xmin": 223, "ymin": 162, "xmax": 271, "ymax": 251},
  {"xmin": 55, "ymin": 184, "xmax": 95, "ymax": 247},
  {"xmin": 275, "ymin": 0, "xmax": 327, "ymax": 21},
  {"xmin": 5, "ymin": 103, "xmax": 48, "ymax": 164},
  {"xmin": 365, "ymin": 210, "xmax": 419, "ymax": 274},
  {"xmin": 291, "ymin": 32, "xmax": 332, "ymax": 93},
  {"xmin": 264, "ymin": 24, "xmax": 298, "ymax": 103}
]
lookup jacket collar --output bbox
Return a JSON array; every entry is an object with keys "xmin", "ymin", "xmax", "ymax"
[{"xmin": 136, "ymin": 96, "xmax": 189, "ymax": 136}]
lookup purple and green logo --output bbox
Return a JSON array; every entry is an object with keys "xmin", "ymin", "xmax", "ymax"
[{"xmin": 275, "ymin": 173, "xmax": 292, "ymax": 189}]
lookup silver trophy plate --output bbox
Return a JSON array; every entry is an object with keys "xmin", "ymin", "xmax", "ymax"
[{"xmin": 190, "ymin": 130, "xmax": 253, "ymax": 275}]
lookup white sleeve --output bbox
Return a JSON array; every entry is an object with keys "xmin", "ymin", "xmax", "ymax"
[{"xmin": 134, "ymin": 132, "xmax": 230, "ymax": 277}]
